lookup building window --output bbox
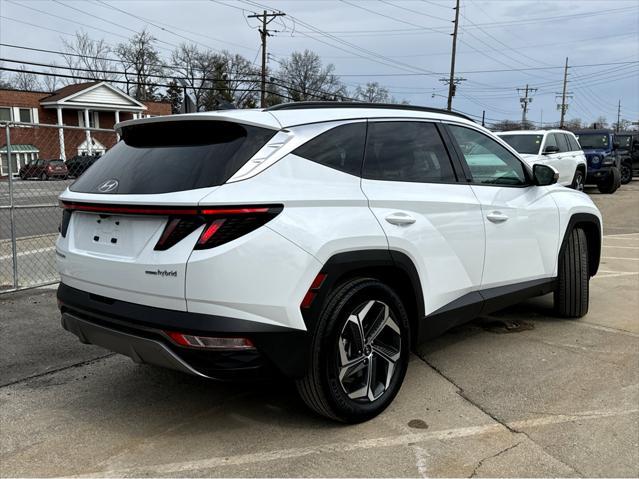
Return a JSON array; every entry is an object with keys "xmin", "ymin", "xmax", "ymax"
[
  {"xmin": 0, "ymin": 107, "xmax": 11, "ymax": 122},
  {"xmin": 78, "ymin": 111, "xmax": 99, "ymax": 128},
  {"xmin": 19, "ymin": 108, "xmax": 32, "ymax": 123}
]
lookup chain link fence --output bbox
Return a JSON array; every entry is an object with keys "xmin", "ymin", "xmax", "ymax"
[{"xmin": 1, "ymin": 121, "xmax": 118, "ymax": 292}]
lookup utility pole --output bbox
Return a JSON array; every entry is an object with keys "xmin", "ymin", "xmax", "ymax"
[
  {"xmin": 517, "ymin": 84, "xmax": 537, "ymax": 127},
  {"xmin": 248, "ymin": 10, "xmax": 286, "ymax": 108},
  {"xmin": 616, "ymin": 99, "xmax": 621, "ymax": 132},
  {"xmin": 446, "ymin": 0, "xmax": 460, "ymax": 111},
  {"xmin": 559, "ymin": 57, "xmax": 569, "ymax": 128}
]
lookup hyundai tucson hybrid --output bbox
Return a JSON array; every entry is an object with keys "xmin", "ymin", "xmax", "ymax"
[
  {"xmin": 496, "ymin": 130, "xmax": 587, "ymax": 191},
  {"xmin": 56, "ymin": 103, "xmax": 602, "ymax": 423}
]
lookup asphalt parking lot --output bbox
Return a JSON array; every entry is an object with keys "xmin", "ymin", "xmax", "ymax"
[{"xmin": 1, "ymin": 181, "xmax": 637, "ymax": 477}]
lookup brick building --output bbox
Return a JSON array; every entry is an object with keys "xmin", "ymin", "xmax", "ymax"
[{"xmin": 0, "ymin": 82, "xmax": 171, "ymax": 176}]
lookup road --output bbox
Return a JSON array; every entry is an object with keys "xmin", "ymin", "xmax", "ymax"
[{"xmin": 0, "ymin": 181, "xmax": 638, "ymax": 477}]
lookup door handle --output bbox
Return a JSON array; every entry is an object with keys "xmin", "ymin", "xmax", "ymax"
[
  {"xmin": 486, "ymin": 211, "xmax": 509, "ymax": 223},
  {"xmin": 385, "ymin": 213, "xmax": 416, "ymax": 226}
]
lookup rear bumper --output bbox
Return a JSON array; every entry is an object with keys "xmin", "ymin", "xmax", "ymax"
[{"xmin": 57, "ymin": 283, "xmax": 309, "ymax": 379}]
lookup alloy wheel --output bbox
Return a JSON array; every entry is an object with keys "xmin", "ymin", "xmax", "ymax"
[
  {"xmin": 575, "ymin": 173, "xmax": 584, "ymax": 191},
  {"xmin": 337, "ymin": 300, "xmax": 402, "ymax": 402}
]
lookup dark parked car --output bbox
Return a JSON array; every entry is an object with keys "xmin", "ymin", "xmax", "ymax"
[
  {"xmin": 574, "ymin": 129, "xmax": 621, "ymax": 194},
  {"xmin": 19, "ymin": 159, "xmax": 68, "ymax": 180},
  {"xmin": 65, "ymin": 154, "xmax": 100, "ymax": 178},
  {"xmin": 615, "ymin": 131, "xmax": 639, "ymax": 182}
]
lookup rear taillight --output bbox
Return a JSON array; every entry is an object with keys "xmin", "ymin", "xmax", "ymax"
[{"xmin": 59, "ymin": 202, "xmax": 283, "ymax": 250}]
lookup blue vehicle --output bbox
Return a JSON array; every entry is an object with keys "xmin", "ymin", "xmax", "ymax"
[{"xmin": 574, "ymin": 129, "xmax": 621, "ymax": 194}]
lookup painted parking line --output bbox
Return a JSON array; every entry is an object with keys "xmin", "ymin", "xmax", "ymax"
[
  {"xmin": 594, "ymin": 271, "xmax": 639, "ymax": 279},
  {"xmin": 602, "ymin": 245, "xmax": 639, "ymax": 250},
  {"xmin": 601, "ymin": 256, "xmax": 639, "ymax": 261},
  {"xmin": 75, "ymin": 408, "xmax": 639, "ymax": 477},
  {"xmin": 604, "ymin": 233, "xmax": 639, "ymax": 238}
]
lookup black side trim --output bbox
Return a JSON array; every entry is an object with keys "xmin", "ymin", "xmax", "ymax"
[
  {"xmin": 419, "ymin": 277, "xmax": 556, "ymax": 342},
  {"xmin": 560, "ymin": 213, "xmax": 601, "ymax": 276}
]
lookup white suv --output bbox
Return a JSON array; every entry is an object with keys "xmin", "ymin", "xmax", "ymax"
[
  {"xmin": 56, "ymin": 103, "xmax": 602, "ymax": 423},
  {"xmin": 497, "ymin": 130, "xmax": 587, "ymax": 191}
]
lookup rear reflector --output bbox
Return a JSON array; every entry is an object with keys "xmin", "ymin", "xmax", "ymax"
[
  {"xmin": 165, "ymin": 331, "xmax": 255, "ymax": 350},
  {"xmin": 301, "ymin": 273, "xmax": 327, "ymax": 309}
]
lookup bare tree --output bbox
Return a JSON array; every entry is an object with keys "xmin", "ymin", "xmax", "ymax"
[
  {"xmin": 12, "ymin": 65, "xmax": 41, "ymax": 91},
  {"xmin": 62, "ymin": 32, "xmax": 118, "ymax": 83},
  {"xmin": 0, "ymin": 62, "xmax": 12, "ymax": 88},
  {"xmin": 171, "ymin": 44, "xmax": 221, "ymax": 110},
  {"xmin": 116, "ymin": 29, "xmax": 164, "ymax": 101},
  {"xmin": 217, "ymin": 51, "xmax": 261, "ymax": 109},
  {"xmin": 277, "ymin": 50, "xmax": 346, "ymax": 101},
  {"xmin": 490, "ymin": 119, "xmax": 525, "ymax": 132},
  {"xmin": 592, "ymin": 116, "xmax": 609, "ymax": 129},
  {"xmin": 42, "ymin": 63, "xmax": 61, "ymax": 92},
  {"xmin": 354, "ymin": 82, "xmax": 391, "ymax": 103}
]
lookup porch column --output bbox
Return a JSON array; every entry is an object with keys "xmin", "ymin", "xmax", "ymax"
[
  {"xmin": 114, "ymin": 110, "xmax": 120, "ymax": 140},
  {"xmin": 83, "ymin": 108, "xmax": 93, "ymax": 155},
  {"xmin": 56, "ymin": 107, "xmax": 66, "ymax": 160}
]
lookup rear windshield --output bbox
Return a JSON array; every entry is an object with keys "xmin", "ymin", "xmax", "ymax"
[
  {"xmin": 49, "ymin": 160, "xmax": 64, "ymax": 165},
  {"xmin": 498, "ymin": 134, "xmax": 543, "ymax": 155},
  {"xmin": 71, "ymin": 120, "xmax": 276, "ymax": 194}
]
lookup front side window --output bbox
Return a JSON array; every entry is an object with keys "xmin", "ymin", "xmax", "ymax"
[
  {"xmin": 292, "ymin": 122, "xmax": 366, "ymax": 176},
  {"xmin": 71, "ymin": 120, "xmax": 276, "ymax": 194},
  {"xmin": 362, "ymin": 121, "xmax": 456, "ymax": 183},
  {"xmin": 448, "ymin": 125, "xmax": 527, "ymax": 186},
  {"xmin": 498, "ymin": 134, "xmax": 543, "ymax": 155}
]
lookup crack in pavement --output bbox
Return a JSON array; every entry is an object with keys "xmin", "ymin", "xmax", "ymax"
[
  {"xmin": 0, "ymin": 353, "xmax": 115, "ymax": 388},
  {"xmin": 469, "ymin": 441, "xmax": 522, "ymax": 478},
  {"xmin": 416, "ymin": 353, "xmax": 585, "ymax": 477}
]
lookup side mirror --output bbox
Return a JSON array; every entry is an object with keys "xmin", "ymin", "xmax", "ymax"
[
  {"xmin": 543, "ymin": 145, "xmax": 559, "ymax": 154},
  {"xmin": 533, "ymin": 164, "xmax": 559, "ymax": 186}
]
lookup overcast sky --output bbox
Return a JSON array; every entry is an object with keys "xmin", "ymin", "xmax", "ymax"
[{"xmin": 1, "ymin": 0, "xmax": 638, "ymax": 126}]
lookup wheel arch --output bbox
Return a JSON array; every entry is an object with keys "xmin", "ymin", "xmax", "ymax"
[
  {"xmin": 303, "ymin": 249, "xmax": 424, "ymax": 348},
  {"xmin": 560, "ymin": 213, "xmax": 601, "ymax": 276}
]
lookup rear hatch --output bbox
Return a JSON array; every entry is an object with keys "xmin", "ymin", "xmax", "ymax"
[{"xmin": 57, "ymin": 116, "xmax": 278, "ymax": 311}]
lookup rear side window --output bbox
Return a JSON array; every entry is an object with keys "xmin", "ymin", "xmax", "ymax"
[
  {"xmin": 556, "ymin": 133, "xmax": 571, "ymax": 153},
  {"xmin": 567, "ymin": 134, "xmax": 581, "ymax": 151},
  {"xmin": 362, "ymin": 121, "xmax": 456, "ymax": 183},
  {"xmin": 292, "ymin": 122, "xmax": 366, "ymax": 176},
  {"xmin": 70, "ymin": 121, "xmax": 276, "ymax": 194},
  {"xmin": 544, "ymin": 133, "xmax": 558, "ymax": 151}
]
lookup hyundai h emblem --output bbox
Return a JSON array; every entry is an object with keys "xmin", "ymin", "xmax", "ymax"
[{"xmin": 98, "ymin": 179, "xmax": 119, "ymax": 193}]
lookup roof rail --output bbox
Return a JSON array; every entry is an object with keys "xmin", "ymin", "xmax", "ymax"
[{"xmin": 265, "ymin": 101, "xmax": 475, "ymax": 123}]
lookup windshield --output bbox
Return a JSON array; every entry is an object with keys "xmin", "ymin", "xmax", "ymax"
[
  {"xmin": 617, "ymin": 135, "xmax": 632, "ymax": 149},
  {"xmin": 498, "ymin": 134, "xmax": 543, "ymax": 155},
  {"xmin": 576, "ymin": 134, "xmax": 609, "ymax": 150},
  {"xmin": 71, "ymin": 120, "xmax": 276, "ymax": 195},
  {"xmin": 49, "ymin": 160, "xmax": 64, "ymax": 165}
]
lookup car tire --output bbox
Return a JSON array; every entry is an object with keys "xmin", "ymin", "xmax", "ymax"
[
  {"xmin": 296, "ymin": 277, "xmax": 410, "ymax": 423},
  {"xmin": 554, "ymin": 228, "xmax": 589, "ymax": 318},
  {"xmin": 597, "ymin": 167, "xmax": 620, "ymax": 194},
  {"xmin": 571, "ymin": 169, "xmax": 585, "ymax": 191},
  {"xmin": 620, "ymin": 162, "xmax": 632, "ymax": 184}
]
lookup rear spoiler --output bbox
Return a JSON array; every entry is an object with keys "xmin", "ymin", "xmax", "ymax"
[{"xmin": 115, "ymin": 110, "xmax": 282, "ymax": 135}]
